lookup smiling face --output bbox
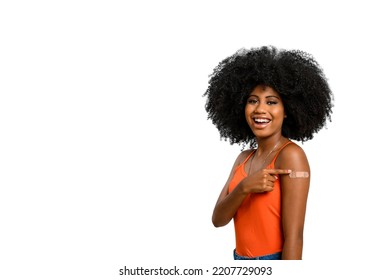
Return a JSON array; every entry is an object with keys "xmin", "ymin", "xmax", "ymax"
[{"xmin": 245, "ymin": 85, "xmax": 285, "ymax": 140}]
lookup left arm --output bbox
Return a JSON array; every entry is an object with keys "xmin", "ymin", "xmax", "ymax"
[{"xmin": 276, "ymin": 143, "xmax": 310, "ymax": 260}]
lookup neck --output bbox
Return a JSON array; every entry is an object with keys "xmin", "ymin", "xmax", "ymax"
[{"xmin": 256, "ymin": 134, "xmax": 285, "ymax": 155}]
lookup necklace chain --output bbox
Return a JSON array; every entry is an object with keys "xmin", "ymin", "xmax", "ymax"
[{"xmin": 248, "ymin": 139, "xmax": 281, "ymax": 175}]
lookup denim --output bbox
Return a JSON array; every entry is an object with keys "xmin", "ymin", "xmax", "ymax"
[{"xmin": 233, "ymin": 249, "xmax": 282, "ymax": 260}]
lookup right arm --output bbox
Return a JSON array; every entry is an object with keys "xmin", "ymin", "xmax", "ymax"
[
  {"xmin": 212, "ymin": 151, "xmax": 292, "ymax": 227},
  {"xmin": 211, "ymin": 152, "xmax": 249, "ymax": 227}
]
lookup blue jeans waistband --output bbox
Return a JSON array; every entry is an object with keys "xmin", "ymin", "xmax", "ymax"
[{"xmin": 233, "ymin": 249, "xmax": 282, "ymax": 260}]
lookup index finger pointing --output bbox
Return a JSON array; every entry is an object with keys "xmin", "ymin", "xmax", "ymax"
[{"xmin": 265, "ymin": 169, "xmax": 292, "ymax": 175}]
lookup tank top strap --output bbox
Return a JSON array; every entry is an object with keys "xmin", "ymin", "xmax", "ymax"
[
  {"xmin": 241, "ymin": 149, "xmax": 256, "ymax": 165},
  {"xmin": 271, "ymin": 140, "xmax": 293, "ymax": 165}
]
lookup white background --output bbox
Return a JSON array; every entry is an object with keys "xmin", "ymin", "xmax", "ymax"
[{"xmin": 1, "ymin": 0, "xmax": 389, "ymax": 279}]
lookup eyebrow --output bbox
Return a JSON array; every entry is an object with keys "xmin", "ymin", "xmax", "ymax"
[
  {"xmin": 265, "ymin": 95, "xmax": 280, "ymax": 99},
  {"xmin": 248, "ymin": 94, "xmax": 280, "ymax": 99}
]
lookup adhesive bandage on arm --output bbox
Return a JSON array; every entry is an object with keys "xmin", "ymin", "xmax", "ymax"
[{"xmin": 289, "ymin": 171, "xmax": 309, "ymax": 178}]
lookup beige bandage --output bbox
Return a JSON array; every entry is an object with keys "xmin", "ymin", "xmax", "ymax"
[{"xmin": 289, "ymin": 171, "xmax": 309, "ymax": 178}]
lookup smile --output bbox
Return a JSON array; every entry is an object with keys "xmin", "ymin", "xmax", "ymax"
[
  {"xmin": 252, "ymin": 118, "xmax": 271, "ymax": 128},
  {"xmin": 254, "ymin": 118, "xmax": 270, "ymax": 124}
]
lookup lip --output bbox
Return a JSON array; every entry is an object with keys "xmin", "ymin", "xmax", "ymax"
[{"xmin": 252, "ymin": 117, "xmax": 271, "ymax": 129}]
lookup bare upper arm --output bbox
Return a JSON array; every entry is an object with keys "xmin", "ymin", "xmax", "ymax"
[{"xmin": 276, "ymin": 143, "xmax": 310, "ymax": 239}]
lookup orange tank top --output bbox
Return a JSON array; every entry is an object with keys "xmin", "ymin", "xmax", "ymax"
[{"xmin": 228, "ymin": 141, "xmax": 292, "ymax": 257}]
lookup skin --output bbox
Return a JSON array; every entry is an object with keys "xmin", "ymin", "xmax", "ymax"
[{"xmin": 212, "ymin": 85, "xmax": 310, "ymax": 260}]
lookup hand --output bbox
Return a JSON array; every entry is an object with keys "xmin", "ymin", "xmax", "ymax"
[{"xmin": 241, "ymin": 169, "xmax": 291, "ymax": 194}]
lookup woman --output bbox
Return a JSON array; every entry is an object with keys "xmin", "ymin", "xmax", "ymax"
[{"xmin": 204, "ymin": 46, "xmax": 333, "ymax": 260}]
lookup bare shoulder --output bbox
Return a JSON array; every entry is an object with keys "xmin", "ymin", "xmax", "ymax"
[
  {"xmin": 275, "ymin": 142, "xmax": 309, "ymax": 170},
  {"xmin": 222, "ymin": 149, "xmax": 255, "ymax": 187},
  {"xmin": 234, "ymin": 149, "xmax": 255, "ymax": 167}
]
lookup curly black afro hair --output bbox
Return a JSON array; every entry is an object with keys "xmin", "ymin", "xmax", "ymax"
[{"xmin": 204, "ymin": 46, "xmax": 333, "ymax": 148}]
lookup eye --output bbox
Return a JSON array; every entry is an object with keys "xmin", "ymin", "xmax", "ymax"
[
  {"xmin": 247, "ymin": 98, "xmax": 258, "ymax": 104},
  {"xmin": 266, "ymin": 100, "xmax": 278, "ymax": 105}
]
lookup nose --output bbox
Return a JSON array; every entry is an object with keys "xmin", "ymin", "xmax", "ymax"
[{"xmin": 254, "ymin": 102, "xmax": 266, "ymax": 114}]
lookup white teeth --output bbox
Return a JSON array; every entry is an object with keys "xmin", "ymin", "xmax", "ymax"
[{"xmin": 254, "ymin": 118, "xmax": 270, "ymax": 123}]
